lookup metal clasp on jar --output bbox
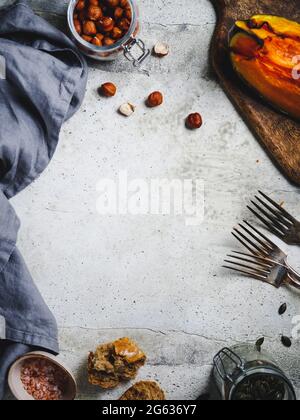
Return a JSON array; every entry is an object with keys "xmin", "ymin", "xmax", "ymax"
[
  {"xmin": 213, "ymin": 347, "xmax": 246, "ymax": 384},
  {"xmin": 123, "ymin": 37, "xmax": 150, "ymax": 67}
]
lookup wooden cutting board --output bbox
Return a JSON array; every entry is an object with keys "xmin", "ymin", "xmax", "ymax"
[{"xmin": 210, "ymin": 0, "xmax": 300, "ymax": 185}]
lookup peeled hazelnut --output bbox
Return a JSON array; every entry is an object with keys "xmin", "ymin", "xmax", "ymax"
[
  {"xmin": 186, "ymin": 113, "xmax": 203, "ymax": 129},
  {"xmin": 119, "ymin": 0, "xmax": 129, "ymax": 7},
  {"xmin": 106, "ymin": 0, "xmax": 119, "ymax": 6},
  {"xmin": 74, "ymin": 19, "xmax": 82, "ymax": 34},
  {"xmin": 114, "ymin": 6, "xmax": 124, "ymax": 20},
  {"xmin": 147, "ymin": 91, "xmax": 163, "ymax": 108},
  {"xmin": 82, "ymin": 34, "xmax": 93, "ymax": 42},
  {"xmin": 83, "ymin": 20, "xmax": 97, "ymax": 35},
  {"xmin": 99, "ymin": 82, "xmax": 117, "ymax": 97},
  {"xmin": 153, "ymin": 42, "xmax": 169, "ymax": 57},
  {"xmin": 91, "ymin": 36, "xmax": 102, "ymax": 46},
  {"xmin": 118, "ymin": 17, "xmax": 130, "ymax": 32},
  {"xmin": 111, "ymin": 26, "xmax": 123, "ymax": 39},
  {"xmin": 87, "ymin": 5, "xmax": 103, "ymax": 20},
  {"xmin": 124, "ymin": 7, "xmax": 132, "ymax": 20},
  {"xmin": 119, "ymin": 103, "xmax": 135, "ymax": 117},
  {"xmin": 76, "ymin": 0, "xmax": 85, "ymax": 11},
  {"xmin": 103, "ymin": 37, "xmax": 115, "ymax": 46},
  {"xmin": 95, "ymin": 33, "xmax": 104, "ymax": 41},
  {"xmin": 99, "ymin": 17, "xmax": 115, "ymax": 32}
]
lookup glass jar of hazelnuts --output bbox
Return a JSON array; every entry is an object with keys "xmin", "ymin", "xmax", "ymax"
[{"xmin": 68, "ymin": 0, "xmax": 150, "ymax": 65}]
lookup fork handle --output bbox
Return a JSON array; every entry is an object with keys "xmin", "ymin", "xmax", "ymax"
[
  {"xmin": 288, "ymin": 273, "xmax": 300, "ymax": 290},
  {"xmin": 286, "ymin": 263, "xmax": 300, "ymax": 283}
]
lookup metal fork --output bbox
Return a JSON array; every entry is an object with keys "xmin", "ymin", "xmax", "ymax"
[
  {"xmin": 223, "ymin": 251, "xmax": 300, "ymax": 289},
  {"xmin": 248, "ymin": 191, "xmax": 300, "ymax": 245},
  {"xmin": 230, "ymin": 220, "xmax": 300, "ymax": 283}
]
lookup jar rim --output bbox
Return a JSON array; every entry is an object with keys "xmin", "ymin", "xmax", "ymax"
[{"xmin": 67, "ymin": 0, "xmax": 138, "ymax": 53}]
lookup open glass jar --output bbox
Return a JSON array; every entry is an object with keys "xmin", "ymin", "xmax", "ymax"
[
  {"xmin": 67, "ymin": 0, "xmax": 150, "ymax": 65},
  {"xmin": 213, "ymin": 345, "xmax": 296, "ymax": 401}
]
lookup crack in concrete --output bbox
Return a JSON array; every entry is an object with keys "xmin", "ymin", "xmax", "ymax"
[{"xmin": 59, "ymin": 325, "xmax": 275, "ymax": 344}]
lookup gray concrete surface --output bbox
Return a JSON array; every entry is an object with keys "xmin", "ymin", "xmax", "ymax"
[{"xmin": 2, "ymin": 0, "xmax": 300, "ymax": 400}]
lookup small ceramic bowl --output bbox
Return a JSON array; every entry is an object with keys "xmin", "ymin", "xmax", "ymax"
[{"xmin": 8, "ymin": 351, "xmax": 77, "ymax": 400}]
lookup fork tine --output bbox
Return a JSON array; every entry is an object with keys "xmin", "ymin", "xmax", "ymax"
[
  {"xmin": 238, "ymin": 222, "xmax": 272, "ymax": 251},
  {"xmin": 258, "ymin": 191, "xmax": 296, "ymax": 223},
  {"xmin": 223, "ymin": 265, "xmax": 268, "ymax": 281},
  {"xmin": 243, "ymin": 220, "xmax": 279, "ymax": 247},
  {"xmin": 250, "ymin": 200, "xmax": 287, "ymax": 234},
  {"xmin": 224, "ymin": 259, "xmax": 270, "ymax": 275},
  {"xmin": 232, "ymin": 228, "xmax": 267, "ymax": 255},
  {"xmin": 254, "ymin": 195, "xmax": 293, "ymax": 228},
  {"xmin": 246, "ymin": 206, "xmax": 285, "ymax": 239},
  {"xmin": 232, "ymin": 232, "xmax": 259, "ymax": 255},
  {"xmin": 231, "ymin": 251, "xmax": 275, "ymax": 267},
  {"xmin": 227, "ymin": 254, "xmax": 273, "ymax": 269}
]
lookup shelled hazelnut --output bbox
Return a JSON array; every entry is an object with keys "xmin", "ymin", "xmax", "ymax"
[
  {"xmin": 83, "ymin": 20, "xmax": 97, "ymax": 35},
  {"xmin": 74, "ymin": 19, "xmax": 82, "ymax": 34},
  {"xmin": 106, "ymin": 0, "xmax": 119, "ymax": 7},
  {"xmin": 76, "ymin": 0, "xmax": 86, "ymax": 11},
  {"xmin": 87, "ymin": 5, "xmax": 103, "ymax": 20},
  {"xmin": 111, "ymin": 27, "xmax": 123, "ymax": 39},
  {"xmin": 103, "ymin": 37, "xmax": 115, "ymax": 46},
  {"xmin": 99, "ymin": 17, "xmax": 115, "ymax": 32},
  {"xmin": 147, "ymin": 92, "xmax": 164, "ymax": 108},
  {"xmin": 99, "ymin": 82, "xmax": 117, "ymax": 97},
  {"xmin": 114, "ymin": 6, "xmax": 124, "ymax": 20},
  {"xmin": 74, "ymin": 0, "xmax": 133, "ymax": 47},
  {"xmin": 186, "ymin": 113, "xmax": 203, "ymax": 129},
  {"xmin": 118, "ymin": 18, "xmax": 130, "ymax": 32},
  {"xmin": 91, "ymin": 36, "xmax": 102, "ymax": 46}
]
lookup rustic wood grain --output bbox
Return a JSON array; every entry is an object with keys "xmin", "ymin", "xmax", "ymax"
[{"xmin": 210, "ymin": 0, "xmax": 300, "ymax": 185}]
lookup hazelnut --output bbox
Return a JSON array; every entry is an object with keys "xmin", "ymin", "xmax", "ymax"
[
  {"xmin": 147, "ymin": 91, "xmax": 164, "ymax": 108},
  {"xmin": 119, "ymin": 103, "xmax": 135, "ymax": 117},
  {"xmin": 99, "ymin": 82, "xmax": 117, "ymax": 97},
  {"xmin": 95, "ymin": 33, "xmax": 104, "ymax": 41},
  {"xmin": 153, "ymin": 42, "xmax": 169, "ymax": 57},
  {"xmin": 99, "ymin": 17, "xmax": 115, "ymax": 32},
  {"xmin": 119, "ymin": 0, "xmax": 128, "ymax": 7},
  {"xmin": 76, "ymin": 0, "xmax": 85, "ymax": 11},
  {"xmin": 74, "ymin": 19, "xmax": 82, "ymax": 34},
  {"xmin": 91, "ymin": 36, "xmax": 102, "ymax": 46},
  {"xmin": 82, "ymin": 34, "xmax": 93, "ymax": 42},
  {"xmin": 118, "ymin": 17, "xmax": 130, "ymax": 32},
  {"xmin": 83, "ymin": 20, "xmax": 97, "ymax": 35},
  {"xmin": 103, "ymin": 37, "xmax": 115, "ymax": 46},
  {"xmin": 89, "ymin": 0, "xmax": 99, "ymax": 5},
  {"xmin": 114, "ymin": 6, "xmax": 124, "ymax": 20},
  {"xmin": 87, "ymin": 5, "xmax": 103, "ymax": 20},
  {"xmin": 111, "ymin": 26, "xmax": 123, "ymax": 39},
  {"xmin": 186, "ymin": 113, "xmax": 203, "ymax": 129},
  {"xmin": 106, "ymin": 0, "xmax": 119, "ymax": 6},
  {"xmin": 124, "ymin": 7, "xmax": 132, "ymax": 20}
]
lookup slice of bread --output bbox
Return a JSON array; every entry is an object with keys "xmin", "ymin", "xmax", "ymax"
[
  {"xmin": 88, "ymin": 337, "xmax": 146, "ymax": 389},
  {"xmin": 119, "ymin": 381, "xmax": 166, "ymax": 400}
]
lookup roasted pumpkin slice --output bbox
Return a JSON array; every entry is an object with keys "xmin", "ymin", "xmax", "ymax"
[{"xmin": 229, "ymin": 15, "xmax": 300, "ymax": 120}]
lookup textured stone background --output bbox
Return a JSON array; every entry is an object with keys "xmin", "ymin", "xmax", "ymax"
[{"xmin": 2, "ymin": 0, "xmax": 300, "ymax": 400}]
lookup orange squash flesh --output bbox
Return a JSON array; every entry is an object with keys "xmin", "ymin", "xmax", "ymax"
[{"xmin": 230, "ymin": 15, "xmax": 300, "ymax": 120}]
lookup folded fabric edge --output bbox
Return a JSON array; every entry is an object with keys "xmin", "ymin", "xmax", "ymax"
[{"xmin": 5, "ymin": 326, "xmax": 59, "ymax": 354}]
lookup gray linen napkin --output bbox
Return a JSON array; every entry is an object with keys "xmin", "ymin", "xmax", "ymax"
[{"xmin": 0, "ymin": 0, "xmax": 88, "ymax": 398}]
